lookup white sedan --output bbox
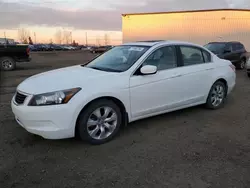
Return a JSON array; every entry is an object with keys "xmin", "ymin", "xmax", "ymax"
[{"xmin": 11, "ymin": 40, "xmax": 236, "ymax": 144}]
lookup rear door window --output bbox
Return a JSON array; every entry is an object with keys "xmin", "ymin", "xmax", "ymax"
[
  {"xmin": 225, "ymin": 43, "xmax": 232, "ymax": 52},
  {"xmin": 179, "ymin": 46, "xmax": 205, "ymax": 66},
  {"xmin": 202, "ymin": 50, "xmax": 211, "ymax": 62},
  {"xmin": 236, "ymin": 43, "xmax": 244, "ymax": 51},
  {"xmin": 232, "ymin": 43, "xmax": 238, "ymax": 51}
]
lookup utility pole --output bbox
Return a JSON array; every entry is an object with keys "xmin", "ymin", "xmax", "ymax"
[
  {"xmin": 34, "ymin": 32, "xmax": 36, "ymax": 44},
  {"xmin": 85, "ymin": 32, "xmax": 88, "ymax": 46},
  {"xmin": 3, "ymin": 31, "xmax": 7, "ymax": 44},
  {"xmin": 70, "ymin": 31, "xmax": 72, "ymax": 44}
]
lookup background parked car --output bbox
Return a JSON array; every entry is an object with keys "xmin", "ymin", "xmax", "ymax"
[
  {"xmin": 204, "ymin": 41, "xmax": 250, "ymax": 69},
  {"xmin": 90, "ymin": 46, "xmax": 110, "ymax": 54},
  {"xmin": 246, "ymin": 58, "xmax": 250, "ymax": 77},
  {"xmin": 49, "ymin": 44, "xmax": 64, "ymax": 51},
  {"xmin": 1, "ymin": 43, "xmax": 31, "ymax": 71}
]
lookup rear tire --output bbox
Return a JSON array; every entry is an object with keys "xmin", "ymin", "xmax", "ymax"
[
  {"xmin": 76, "ymin": 99, "xmax": 122, "ymax": 145},
  {"xmin": 206, "ymin": 81, "xmax": 227, "ymax": 109},
  {"xmin": 248, "ymin": 73, "xmax": 250, "ymax": 77},
  {"xmin": 0, "ymin": 57, "xmax": 16, "ymax": 71},
  {"xmin": 237, "ymin": 58, "xmax": 246, "ymax": 70}
]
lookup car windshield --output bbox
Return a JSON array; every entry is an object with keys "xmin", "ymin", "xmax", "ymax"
[
  {"xmin": 85, "ymin": 45, "xmax": 149, "ymax": 72},
  {"xmin": 204, "ymin": 43, "xmax": 226, "ymax": 54}
]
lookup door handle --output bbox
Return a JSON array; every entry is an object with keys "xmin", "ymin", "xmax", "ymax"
[
  {"xmin": 172, "ymin": 73, "xmax": 182, "ymax": 78},
  {"xmin": 206, "ymin": 68, "xmax": 214, "ymax": 70}
]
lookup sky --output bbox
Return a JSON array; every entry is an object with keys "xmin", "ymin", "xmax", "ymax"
[{"xmin": 0, "ymin": 0, "xmax": 249, "ymax": 44}]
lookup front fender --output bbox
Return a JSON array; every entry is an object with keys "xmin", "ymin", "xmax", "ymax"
[{"xmin": 70, "ymin": 89, "xmax": 131, "ymax": 129}]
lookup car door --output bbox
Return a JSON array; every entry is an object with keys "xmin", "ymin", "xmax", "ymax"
[
  {"xmin": 235, "ymin": 43, "xmax": 245, "ymax": 62},
  {"xmin": 176, "ymin": 45, "xmax": 215, "ymax": 103},
  {"xmin": 224, "ymin": 43, "xmax": 238, "ymax": 63},
  {"xmin": 129, "ymin": 45, "xmax": 187, "ymax": 119}
]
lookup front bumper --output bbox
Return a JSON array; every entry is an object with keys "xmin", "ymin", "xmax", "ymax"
[
  {"xmin": 246, "ymin": 65, "xmax": 250, "ymax": 73},
  {"xmin": 11, "ymin": 93, "xmax": 75, "ymax": 139}
]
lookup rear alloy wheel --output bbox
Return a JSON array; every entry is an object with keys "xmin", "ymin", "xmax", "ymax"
[
  {"xmin": 0, "ymin": 57, "xmax": 16, "ymax": 71},
  {"xmin": 239, "ymin": 59, "xmax": 246, "ymax": 70},
  {"xmin": 206, "ymin": 81, "xmax": 226, "ymax": 109},
  {"xmin": 76, "ymin": 99, "xmax": 122, "ymax": 145}
]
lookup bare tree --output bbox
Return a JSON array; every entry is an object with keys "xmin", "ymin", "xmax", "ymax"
[
  {"xmin": 62, "ymin": 30, "xmax": 71, "ymax": 45},
  {"xmin": 54, "ymin": 30, "xmax": 62, "ymax": 44},
  {"xmin": 28, "ymin": 36, "xmax": 33, "ymax": 45},
  {"xmin": 96, "ymin": 35, "xmax": 100, "ymax": 46},
  {"xmin": 104, "ymin": 34, "xmax": 110, "ymax": 46},
  {"xmin": 18, "ymin": 28, "xmax": 30, "ymax": 44}
]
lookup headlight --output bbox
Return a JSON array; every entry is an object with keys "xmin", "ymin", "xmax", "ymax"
[{"xmin": 28, "ymin": 87, "xmax": 81, "ymax": 106}]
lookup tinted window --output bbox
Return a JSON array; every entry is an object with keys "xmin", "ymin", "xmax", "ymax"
[
  {"xmin": 180, "ymin": 46, "xmax": 204, "ymax": 66},
  {"xmin": 202, "ymin": 50, "xmax": 211, "ymax": 62},
  {"xmin": 236, "ymin": 43, "xmax": 244, "ymax": 50},
  {"xmin": 239, "ymin": 43, "xmax": 244, "ymax": 49},
  {"xmin": 232, "ymin": 43, "xmax": 237, "ymax": 51},
  {"xmin": 204, "ymin": 43, "xmax": 226, "ymax": 54},
  {"xmin": 143, "ymin": 46, "xmax": 177, "ymax": 70}
]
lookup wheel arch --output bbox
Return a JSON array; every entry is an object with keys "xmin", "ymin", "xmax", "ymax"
[
  {"xmin": 241, "ymin": 56, "xmax": 246, "ymax": 61},
  {"xmin": 74, "ymin": 96, "xmax": 129, "ymax": 137},
  {"xmin": 212, "ymin": 78, "xmax": 228, "ymax": 96}
]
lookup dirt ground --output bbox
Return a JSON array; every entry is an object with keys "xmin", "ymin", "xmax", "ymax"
[{"xmin": 1, "ymin": 51, "xmax": 250, "ymax": 188}]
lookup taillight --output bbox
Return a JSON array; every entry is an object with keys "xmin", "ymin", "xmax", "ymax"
[
  {"xmin": 26, "ymin": 47, "xmax": 30, "ymax": 55},
  {"xmin": 229, "ymin": 64, "xmax": 235, "ymax": 72}
]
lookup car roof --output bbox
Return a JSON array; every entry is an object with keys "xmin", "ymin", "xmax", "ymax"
[
  {"xmin": 123, "ymin": 40, "xmax": 203, "ymax": 47},
  {"xmin": 207, "ymin": 41, "xmax": 242, "ymax": 44}
]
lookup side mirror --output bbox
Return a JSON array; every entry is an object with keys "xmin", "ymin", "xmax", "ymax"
[{"xmin": 140, "ymin": 65, "xmax": 157, "ymax": 75}]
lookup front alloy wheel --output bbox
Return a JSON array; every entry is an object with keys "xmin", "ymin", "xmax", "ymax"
[
  {"xmin": 76, "ymin": 99, "xmax": 122, "ymax": 145},
  {"xmin": 87, "ymin": 107, "xmax": 118, "ymax": 140}
]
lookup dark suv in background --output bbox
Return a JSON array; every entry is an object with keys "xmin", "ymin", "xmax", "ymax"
[
  {"xmin": 204, "ymin": 41, "xmax": 249, "ymax": 69},
  {"xmin": 90, "ymin": 46, "xmax": 112, "ymax": 54}
]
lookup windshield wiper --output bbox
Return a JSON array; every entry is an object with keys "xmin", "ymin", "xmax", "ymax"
[{"xmin": 88, "ymin": 66, "xmax": 122, "ymax": 72}]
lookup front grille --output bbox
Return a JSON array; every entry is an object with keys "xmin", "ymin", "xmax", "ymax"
[{"xmin": 15, "ymin": 92, "xmax": 27, "ymax": 105}]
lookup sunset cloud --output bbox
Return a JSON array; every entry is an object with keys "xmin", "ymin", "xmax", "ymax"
[{"xmin": 0, "ymin": 0, "xmax": 249, "ymax": 30}]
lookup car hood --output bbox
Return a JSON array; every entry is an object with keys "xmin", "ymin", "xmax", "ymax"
[{"xmin": 17, "ymin": 65, "xmax": 115, "ymax": 94}]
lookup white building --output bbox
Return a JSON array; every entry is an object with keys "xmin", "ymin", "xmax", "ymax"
[{"xmin": 122, "ymin": 9, "xmax": 250, "ymax": 50}]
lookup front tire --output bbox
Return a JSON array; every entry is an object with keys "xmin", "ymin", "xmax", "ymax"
[
  {"xmin": 206, "ymin": 81, "xmax": 227, "ymax": 109},
  {"xmin": 0, "ymin": 57, "xmax": 16, "ymax": 71},
  {"xmin": 76, "ymin": 99, "xmax": 122, "ymax": 145},
  {"xmin": 248, "ymin": 73, "xmax": 250, "ymax": 77}
]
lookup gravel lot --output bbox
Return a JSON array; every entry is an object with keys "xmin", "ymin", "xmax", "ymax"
[{"xmin": 1, "ymin": 51, "xmax": 250, "ymax": 188}]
